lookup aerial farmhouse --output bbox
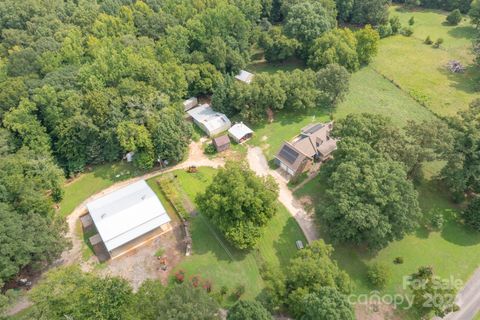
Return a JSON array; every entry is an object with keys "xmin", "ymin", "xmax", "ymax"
[{"xmin": 275, "ymin": 123, "xmax": 337, "ymax": 177}]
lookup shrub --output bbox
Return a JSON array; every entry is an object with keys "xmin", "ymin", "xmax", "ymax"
[
  {"xmin": 175, "ymin": 270, "xmax": 185, "ymax": 283},
  {"xmin": 394, "ymin": 257, "xmax": 404, "ymax": 264},
  {"xmin": 446, "ymin": 9, "xmax": 463, "ymax": 25},
  {"xmin": 203, "ymin": 280, "xmax": 213, "ymax": 293},
  {"xmin": 401, "ymin": 27, "xmax": 414, "ymax": 37},
  {"xmin": 424, "ymin": 208, "xmax": 445, "ymax": 231},
  {"xmin": 434, "ymin": 38, "xmax": 444, "ymax": 48},
  {"xmin": 220, "ymin": 285, "xmax": 228, "ymax": 296},
  {"xmin": 154, "ymin": 248, "xmax": 165, "ymax": 257},
  {"xmin": 234, "ymin": 284, "xmax": 246, "ymax": 299},
  {"xmin": 409, "ymin": 16, "xmax": 415, "ymax": 25},
  {"xmin": 389, "ymin": 16, "xmax": 402, "ymax": 34},
  {"xmin": 204, "ymin": 143, "xmax": 216, "ymax": 155},
  {"xmin": 463, "ymin": 197, "xmax": 480, "ymax": 231},
  {"xmin": 378, "ymin": 24, "xmax": 393, "ymax": 38},
  {"xmin": 367, "ymin": 263, "xmax": 391, "ymax": 289},
  {"xmin": 191, "ymin": 275, "xmax": 200, "ymax": 288},
  {"xmin": 424, "ymin": 35, "xmax": 433, "ymax": 45}
]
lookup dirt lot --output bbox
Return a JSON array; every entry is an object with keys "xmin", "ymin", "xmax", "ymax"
[
  {"xmin": 83, "ymin": 221, "xmax": 185, "ymax": 290},
  {"xmin": 355, "ymin": 302, "xmax": 403, "ymax": 320}
]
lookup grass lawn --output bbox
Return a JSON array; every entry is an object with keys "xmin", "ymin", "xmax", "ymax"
[
  {"xmin": 372, "ymin": 7, "xmax": 479, "ymax": 117},
  {"xmin": 57, "ymin": 162, "xmax": 145, "ymax": 218},
  {"xmin": 390, "ymin": 5, "xmax": 477, "ymax": 60},
  {"xmin": 160, "ymin": 168, "xmax": 306, "ymax": 305},
  {"xmin": 294, "ymin": 164, "xmax": 480, "ymax": 300},
  {"xmin": 335, "ymin": 67, "xmax": 436, "ymax": 127}
]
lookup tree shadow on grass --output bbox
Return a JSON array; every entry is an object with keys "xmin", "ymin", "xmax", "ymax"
[
  {"xmin": 441, "ymin": 217, "xmax": 480, "ymax": 247},
  {"xmin": 447, "ymin": 25, "xmax": 477, "ymax": 40},
  {"xmin": 437, "ymin": 63, "xmax": 480, "ymax": 95},
  {"xmin": 272, "ymin": 217, "xmax": 308, "ymax": 267},
  {"xmin": 188, "ymin": 214, "xmax": 249, "ymax": 262}
]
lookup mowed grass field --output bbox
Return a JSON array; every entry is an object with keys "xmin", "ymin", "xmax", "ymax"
[
  {"xmin": 372, "ymin": 6, "xmax": 479, "ymax": 116},
  {"xmin": 166, "ymin": 168, "xmax": 306, "ymax": 305},
  {"xmin": 294, "ymin": 164, "xmax": 480, "ymax": 298},
  {"xmin": 57, "ymin": 162, "xmax": 145, "ymax": 218}
]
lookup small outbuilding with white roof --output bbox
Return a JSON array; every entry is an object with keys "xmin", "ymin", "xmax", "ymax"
[
  {"xmin": 235, "ymin": 70, "xmax": 255, "ymax": 84},
  {"xmin": 187, "ymin": 104, "xmax": 231, "ymax": 137},
  {"xmin": 228, "ymin": 122, "xmax": 253, "ymax": 143},
  {"xmin": 85, "ymin": 180, "xmax": 172, "ymax": 259}
]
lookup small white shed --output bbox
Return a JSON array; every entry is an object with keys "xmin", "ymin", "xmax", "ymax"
[
  {"xmin": 235, "ymin": 70, "xmax": 254, "ymax": 84},
  {"xmin": 183, "ymin": 97, "xmax": 198, "ymax": 112},
  {"xmin": 228, "ymin": 122, "xmax": 253, "ymax": 143}
]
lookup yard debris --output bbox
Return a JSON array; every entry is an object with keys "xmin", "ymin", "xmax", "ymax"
[{"xmin": 446, "ymin": 60, "xmax": 465, "ymax": 73}]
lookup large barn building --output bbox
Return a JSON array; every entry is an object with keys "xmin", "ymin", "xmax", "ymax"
[{"xmin": 83, "ymin": 180, "xmax": 172, "ymax": 260}]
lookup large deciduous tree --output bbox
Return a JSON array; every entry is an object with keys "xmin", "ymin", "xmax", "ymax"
[
  {"xmin": 227, "ymin": 300, "xmax": 272, "ymax": 320},
  {"xmin": 462, "ymin": 197, "xmax": 480, "ymax": 231},
  {"xmin": 285, "ymin": 240, "xmax": 353, "ymax": 317},
  {"xmin": 299, "ymin": 288, "xmax": 355, "ymax": 320},
  {"xmin": 320, "ymin": 138, "xmax": 421, "ymax": 250},
  {"xmin": 157, "ymin": 283, "xmax": 220, "ymax": 320},
  {"xmin": 308, "ymin": 28, "xmax": 359, "ymax": 71},
  {"xmin": 30, "ymin": 266, "xmax": 134, "ymax": 320},
  {"xmin": 351, "ymin": 0, "xmax": 390, "ymax": 26},
  {"xmin": 408, "ymin": 266, "xmax": 459, "ymax": 318},
  {"xmin": 315, "ymin": 63, "xmax": 351, "ymax": 107},
  {"xmin": 196, "ymin": 161, "xmax": 279, "ymax": 249},
  {"xmin": 284, "ymin": 1, "xmax": 336, "ymax": 52},
  {"xmin": 441, "ymin": 99, "xmax": 480, "ymax": 200}
]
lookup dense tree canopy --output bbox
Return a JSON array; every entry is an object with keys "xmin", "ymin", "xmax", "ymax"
[
  {"xmin": 211, "ymin": 68, "xmax": 351, "ymax": 123},
  {"xmin": 284, "ymin": 1, "xmax": 337, "ymax": 52},
  {"xmin": 319, "ymin": 138, "xmax": 422, "ymax": 250},
  {"xmin": 284, "ymin": 240, "xmax": 353, "ymax": 317},
  {"xmin": 409, "ymin": 266, "xmax": 459, "ymax": 317},
  {"xmin": 442, "ymin": 100, "xmax": 480, "ymax": 200},
  {"xmin": 299, "ymin": 288, "xmax": 355, "ymax": 320},
  {"xmin": 308, "ymin": 26, "xmax": 379, "ymax": 71},
  {"xmin": 197, "ymin": 161, "xmax": 279, "ymax": 249},
  {"xmin": 333, "ymin": 113, "xmax": 453, "ymax": 180},
  {"xmin": 227, "ymin": 300, "xmax": 272, "ymax": 320},
  {"xmin": 30, "ymin": 266, "xmax": 134, "ymax": 320},
  {"xmin": 157, "ymin": 283, "xmax": 220, "ymax": 320}
]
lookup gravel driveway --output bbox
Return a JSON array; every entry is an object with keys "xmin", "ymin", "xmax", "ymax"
[{"xmin": 247, "ymin": 147, "xmax": 319, "ymax": 243}]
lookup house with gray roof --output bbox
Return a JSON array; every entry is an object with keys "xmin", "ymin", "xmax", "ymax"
[{"xmin": 275, "ymin": 122, "xmax": 337, "ymax": 177}]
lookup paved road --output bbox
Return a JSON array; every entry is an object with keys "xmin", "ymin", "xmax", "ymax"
[
  {"xmin": 246, "ymin": 147, "xmax": 319, "ymax": 243},
  {"xmin": 441, "ymin": 268, "xmax": 480, "ymax": 320}
]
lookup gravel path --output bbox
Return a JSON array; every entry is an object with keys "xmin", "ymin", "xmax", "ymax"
[{"xmin": 247, "ymin": 147, "xmax": 319, "ymax": 243}]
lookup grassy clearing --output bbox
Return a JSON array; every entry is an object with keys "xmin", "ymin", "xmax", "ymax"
[
  {"xmin": 372, "ymin": 7, "xmax": 479, "ymax": 117},
  {"xmin": 294, "ymin": 164, "xmax": 480, "ymax": 299},
  {"xmin": 164, "ymin": 168, "xmax": 306, "ymax": 305},
  {"xmin": 336, "ymin": 67, "xmax": 436, "ymax": 126},
  {"xmin": 57, "ymin": 162, "xmax": 145, "ymax": 218},
  {"xmin": 390, "ymin": 5, "xmax": 477, "ymax": 60}
]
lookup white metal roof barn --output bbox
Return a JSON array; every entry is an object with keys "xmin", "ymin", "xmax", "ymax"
[
  {"xmin": 86, "ymin": 180, "xmax": 171, "ymax": 253},
  {"xmin": 187, "ymin": 104, "xmax": 231, "ymax": 137}
]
